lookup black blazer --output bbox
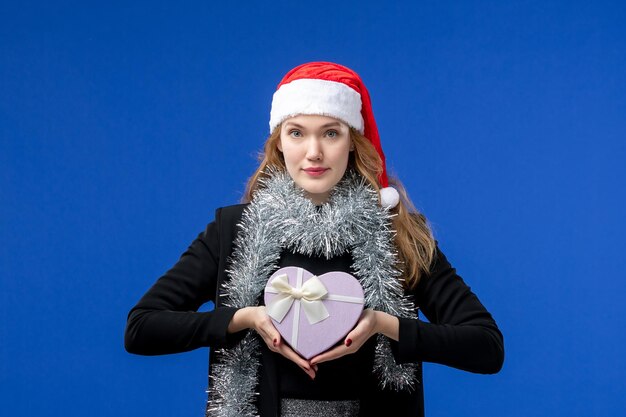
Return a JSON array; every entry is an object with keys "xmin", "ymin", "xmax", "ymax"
[{"xmin": 125, "ymin": 204, "xmax": 504, "ymax": 417}]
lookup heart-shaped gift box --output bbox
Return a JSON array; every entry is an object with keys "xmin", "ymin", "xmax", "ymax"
[{"xmin": 263, "ymin": 266, "xmax": 365, "ymax": 359}]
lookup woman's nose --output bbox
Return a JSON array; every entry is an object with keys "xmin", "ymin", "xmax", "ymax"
[{"xmin": 305, "ymin": 138, "xmax": 323, "ymax": 160}]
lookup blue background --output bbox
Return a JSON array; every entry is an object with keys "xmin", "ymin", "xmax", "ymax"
[{"xmin": 2, "ymin": 1, "xmax": 625, "ymax": 416}]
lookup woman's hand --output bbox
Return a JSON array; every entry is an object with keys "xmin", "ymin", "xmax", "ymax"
[
  {"xmin": 309, "ymin": 309, "xmax": 399, "ymax": 365},
  {"xmin": 228, "ymin": 306, "xmax": 316, "ymax": 379}
]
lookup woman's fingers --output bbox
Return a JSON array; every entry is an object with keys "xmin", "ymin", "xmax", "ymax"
[
  {"xmin": 311, "ymin": 310, "xmax": 379, "ymax": 365},
  {"xmin": 251, "ymin": 307, "xmax": 316, "ymax": 378},
  {"xmin": 267, "ymin": 324, "xmax": 281, "ymax": 349},
  {"xmin": 310, "ymin": 333, "xmax": 360, "ymax": 364},
  {"xmin": 254, "ymin": 309, "xmax": 281, "ymax": 350},
  {"xmin": 310, "ymin": 344, "xmax": 349, "ymax": 364}
]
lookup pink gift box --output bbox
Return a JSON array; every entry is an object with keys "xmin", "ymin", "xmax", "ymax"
[{"xmin": 263, "ymin": 266, "xmax": 365, "ymax": 359}]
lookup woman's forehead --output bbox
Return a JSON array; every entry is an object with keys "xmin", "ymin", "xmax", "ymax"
[{"xmin": 282, "ymin": 114, "xmax": 348, "ymax": 129}]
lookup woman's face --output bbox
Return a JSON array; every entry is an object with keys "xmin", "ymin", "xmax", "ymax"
[{"xmin": 278, "ymin": 114, "xmax": 353, "ymax": 205}]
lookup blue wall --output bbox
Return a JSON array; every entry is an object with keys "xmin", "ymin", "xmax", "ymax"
[{"xmin": 1, "ymin": 1, "xmax": 625, "ymax": 416}]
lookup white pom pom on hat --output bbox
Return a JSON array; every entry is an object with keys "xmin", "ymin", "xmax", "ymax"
[
  {"xmin": 269, "ymin": 62, "xmax": 400, "ymax": 209},
  {"xmin": 379, "ymin": 186, "xmax": 400, "ymax": 209}
]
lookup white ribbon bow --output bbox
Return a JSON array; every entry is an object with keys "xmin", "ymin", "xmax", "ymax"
[{"xmin": 266, "ymin": 273, "xmax": 330, "ymax": 324}]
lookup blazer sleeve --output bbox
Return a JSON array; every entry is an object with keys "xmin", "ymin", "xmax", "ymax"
[
  {"xmin": 124, "ymin": 207, "xmax": 240, "ymax": 355},
  {"xmin": 391, "ymin": 246, "xmax": 504, "ymax": 374}
]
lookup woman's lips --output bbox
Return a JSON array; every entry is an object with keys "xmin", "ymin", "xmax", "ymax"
[{"xmin": 303, "ymin": 167, "xmax": 329, "ymax": 177}]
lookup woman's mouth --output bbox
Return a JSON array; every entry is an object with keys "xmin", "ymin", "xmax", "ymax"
[{"xmin": 303, "ymin": 167, "xmax": 329, "ymax": 177}]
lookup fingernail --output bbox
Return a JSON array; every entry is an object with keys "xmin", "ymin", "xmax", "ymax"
[{"xmin": 345, "ymin": 338, "xmax": 352, "ymax": 347}]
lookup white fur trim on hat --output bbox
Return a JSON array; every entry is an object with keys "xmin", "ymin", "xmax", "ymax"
[
  {"xmin": 380, "ymin": 187, "xmax": 400, "ymax": 209},
  {"xmin": 269, "ymin": 79, "xmax": 364, "ymax": 133}
]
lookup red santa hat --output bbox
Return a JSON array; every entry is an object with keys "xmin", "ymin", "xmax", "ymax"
[{"xmin": 269, "ymin": 61, "xmax": 400, "ymax": 209}]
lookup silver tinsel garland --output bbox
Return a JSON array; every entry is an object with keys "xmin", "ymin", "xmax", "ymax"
[{"xmin": 206, "ymin": 169, "xmax": 419, "ymax": 417}]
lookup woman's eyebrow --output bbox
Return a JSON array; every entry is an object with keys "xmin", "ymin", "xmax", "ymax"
[
  {"xmin": 283, "ymin": 122, "xmax": 304, "ymax": 128},
  {"xmin": 320, "ymin": 122, "xmax": 342, "ymax": 128}
]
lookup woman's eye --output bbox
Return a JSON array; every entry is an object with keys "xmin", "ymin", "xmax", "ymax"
[
  {"xmin": 326, "ymin": 130, "xmax": 338, "ymax": 138},
  {"xmin": 289, "ymin": 130, "xmax": 302, "ymax": 138}
]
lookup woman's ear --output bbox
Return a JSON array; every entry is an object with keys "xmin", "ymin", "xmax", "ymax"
[
  {"xmin": 349, "ymin": 141, "xmax": 355, "ymax": 152},
  {"xmin": 277, "ymin": 140, "xmax": 283, "ymax": 152}
]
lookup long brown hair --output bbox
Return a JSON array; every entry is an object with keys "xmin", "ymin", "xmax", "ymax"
[{"xmin": 243, "ymin": 125, "xmax": 436, "ymax": 289}]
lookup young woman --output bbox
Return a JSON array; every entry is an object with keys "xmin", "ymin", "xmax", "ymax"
[{"xmin": 125, "ymin": 62, "xmax": 504, "ymax": 417}]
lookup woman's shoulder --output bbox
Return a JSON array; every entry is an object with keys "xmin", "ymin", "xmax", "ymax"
[
  {"xmin": 215, "ymin": 203, "xmax": 248, "ymax": 224},
  {"xmin": 198, "ymin": 204, "xmax": 249, "ymax": 247}
]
